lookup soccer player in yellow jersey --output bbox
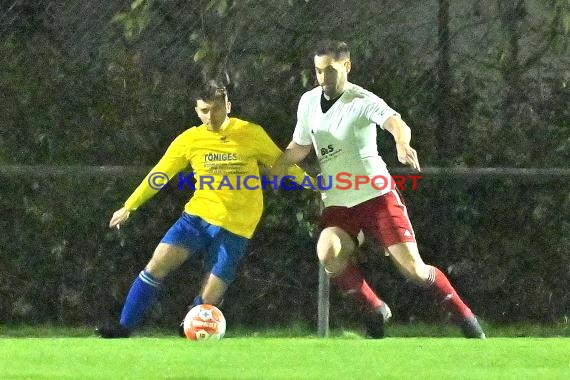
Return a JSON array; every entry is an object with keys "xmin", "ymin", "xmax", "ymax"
[{"xmin": 96, "ymin": 81, "xmax": 310, "ymax": 338}]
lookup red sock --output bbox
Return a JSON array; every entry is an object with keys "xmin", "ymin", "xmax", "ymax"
[
  {"xmin": 428, "ymin": 266, "xmax": 473, "ymax": 318},
  {"xmin": 331, "ymin": 264, "xmax": 384, "ymax": 311}
]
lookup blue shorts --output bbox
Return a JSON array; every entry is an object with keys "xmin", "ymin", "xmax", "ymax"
[{"xmin": 160, "ymin": 213, "xmax": 249, "ymax": 284}]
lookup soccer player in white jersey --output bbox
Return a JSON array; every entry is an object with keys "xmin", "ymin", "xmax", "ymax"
[{"xmin": 272, "ymin": 40, "xmax": 485, "ymax": 338}]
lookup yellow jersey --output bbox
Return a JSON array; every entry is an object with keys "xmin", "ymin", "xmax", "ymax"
[{"xmin": 123, "ymin": 117, "xmax": 310, "ymax": 238}]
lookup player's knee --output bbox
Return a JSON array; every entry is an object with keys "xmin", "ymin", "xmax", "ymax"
[
  {"xmin": 317, "ymin": 248, "xmax": 349, "ymax": 276},
  {"xmin": 317, "ymin": 244, "xmax": 348, "ymax": 273},
  {"xmin": 146, "ymin": 244, "xmax": 189, "ymax": 279},
  {"xmin": 317, "ymin": 227, "xmax": 354, "ymax": 260},
  {"xmin": 322, "ymin": 259, "xmax": 348, "ymax": 276},
  {"xmin": 402, "ymin": 263, "xmax": 430, "ymax": 284},
  {"xmin": 316, "ymin": 244, "xmax": 333, "ymax": 263}
]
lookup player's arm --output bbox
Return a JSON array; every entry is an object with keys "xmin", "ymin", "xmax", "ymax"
[
  {"xmin": 252, "ymin": 124, "xmax": 313, "ymax": 185},
  {"xmin": 270, "ymin": 141, "xmax": 313, "ymax": 177},
  {"xmin": 382, "ymin": 115, "xmax": 421, "ymax": 172},
  {"xmin": 274, "ymin": 142, "xmax": 317, "ymax": 190},
  {"xmin": 109, "ymin": 135, "xmax": 189, "ymax": 229}
]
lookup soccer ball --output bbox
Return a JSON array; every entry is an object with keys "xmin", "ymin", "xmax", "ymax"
[{"xmin": 183, "ymin": 304, "xmax": 226, "ymax": 340}]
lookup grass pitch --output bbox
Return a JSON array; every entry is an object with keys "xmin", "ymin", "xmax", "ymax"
[{"xmin": 1, "ymin": 327, "xmax": 569, "ymax": 379}]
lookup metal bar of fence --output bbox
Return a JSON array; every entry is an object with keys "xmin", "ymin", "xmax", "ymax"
[
  {"xmin": 2, "ymin": 165, "xmax": 570, "ymax": 178},
  {"xmin": 0, "ymin": 165, "xmax": 150, "ymax": 176},
  {"xmin": 390, "ymin": 167, "xmax": 570, "ymax": 178},
  {"xmin": 317, "ymin": 264, "xmax": 330, "ymax": 338}
]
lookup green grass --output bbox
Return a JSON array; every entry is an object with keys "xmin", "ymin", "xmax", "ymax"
[{"xmin": 1, "ymin": 326, "xmax": 569, "ymax": 379}]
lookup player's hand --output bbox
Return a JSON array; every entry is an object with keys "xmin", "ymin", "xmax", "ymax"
[
  {"xmin": 396, "ymin": 143, "xmax": 421, "ymax": 172},
  {"xmin": 269, "ymin": 163, "xmax": 286, "ymax": 178},
  {"xmin": 109, "ymin": 207, "xmax": 130, "ymax": 229}
]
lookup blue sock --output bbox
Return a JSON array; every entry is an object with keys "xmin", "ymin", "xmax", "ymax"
[{"xmin": 119, "ymin": 270, "xmax": 161, "ymax": 330}]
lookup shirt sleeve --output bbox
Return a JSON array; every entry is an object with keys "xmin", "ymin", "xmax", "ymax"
[
  {"xmin": 124, "ymin": 132, "xmax": 190, "ymax": 211},
  {"xmin": 292, "ymin": 93, "xmax": 313, "ymax": 145},
  {"xmin": 251, "ymin": 124, "xmax": 286, "ymax": 168},
  {"xmin": 363, "ymin": 95, "xmax": 399, "ymax": 130}
]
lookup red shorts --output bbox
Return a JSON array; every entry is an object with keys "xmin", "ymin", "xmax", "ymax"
[{"xmin": 319, "ymin": 190, "xmax": 416, "ymax": 249}]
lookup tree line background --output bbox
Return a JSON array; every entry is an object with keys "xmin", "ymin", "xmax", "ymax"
[{"xmin": 0, "ymin": 0, "xmax": 569, "ymax": 330}]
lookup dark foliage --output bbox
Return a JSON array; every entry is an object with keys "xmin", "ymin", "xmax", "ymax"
[{"xmin": 0, "ymin": 0, "xmax": 568, "ymax": 328}]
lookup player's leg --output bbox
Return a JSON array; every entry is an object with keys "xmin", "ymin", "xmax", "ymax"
[
  {"xmin": 201, "ymin": 226, "xmax": 248, "ymax": 302},
  {"xmin": 386, "ymin": 242, "xmax": 485, "ymax": 338},
  {"xmin": 318, "ymin": 226, "xmax": 391, "ymax": 337},
  {"xmin": 200, "ymin": 273, "xmax": 228, "ymax": 304},
  {"xmin": 118, "ymin": 243, "xmax": 190, "ymax": 328},
  {"xmin": 97, "ymin": 243, "xmax": 191, "ymax": 338},
  {"xmin": 97, "ymin": 213, "xmax": 208, "ymax": 338},
  {"xmin": 317, "ymin": 226, "xmax": 355, "ymax": 275},
  {"xmin": 319, "ymin": 206, "xmax": 388, "ymax": 312},
  {"xmin": 370, "ymin": 190, "xmax": 485, "ymax": 338},
  {"xmin": 178, "ymin": 225, "xmax": 248, "ymax": 337},
  {"xmin": 319, "ymin": 226, "xmax": 390, "ymax": 315}
]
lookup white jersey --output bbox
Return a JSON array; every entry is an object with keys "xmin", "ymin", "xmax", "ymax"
[{"xmin": 293, "ymin": 82, "xmax": 398, "ymax": 207}]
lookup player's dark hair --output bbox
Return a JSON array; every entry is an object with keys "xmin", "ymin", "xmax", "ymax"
[
  {"xmin": 314, "ymin": 40, "xmax": 350, "ymax": 60},
  {"xmin": 193, "ymin": 79, "xmax": 228, "ymax": 103}
]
